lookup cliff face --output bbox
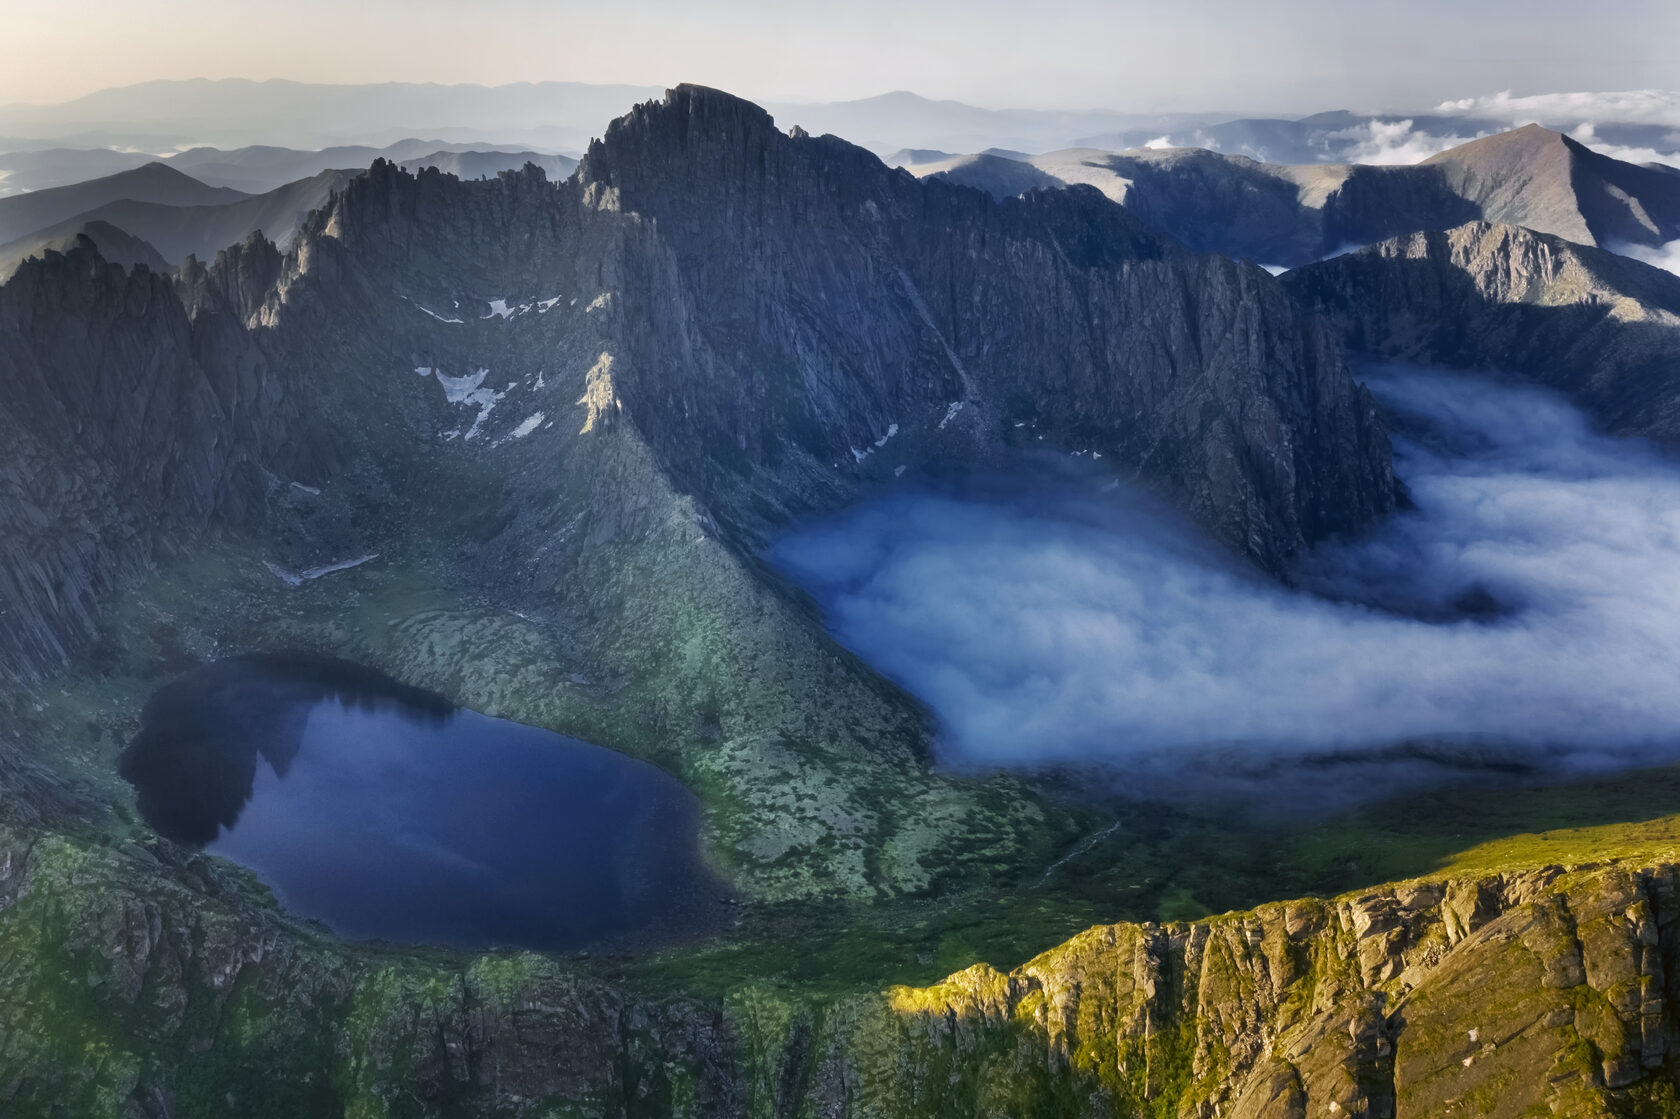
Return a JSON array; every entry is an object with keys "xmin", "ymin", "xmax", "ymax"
[
  {"xmin": 0, "ymin": 237, "xmax": 342, "ymax": 683},
  {"xmin": 822, "ymin": 860, "xmax": 1680, "ymax": 1119},
  {"xmin": 0, "ymin": 247, "xmax": 248, "ymax": 681},
  {"xmin": 1282, "ymin": 221, "xmax": 1680, "ymax": 443},
  {"xmin": 579, "ymin": 85, "xmax": 1397, "ymax": 563}
]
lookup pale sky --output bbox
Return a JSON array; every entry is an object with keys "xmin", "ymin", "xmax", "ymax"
[{"xmin": 6, "ymin": 0, "xmax": 1678, "ymax": 112}]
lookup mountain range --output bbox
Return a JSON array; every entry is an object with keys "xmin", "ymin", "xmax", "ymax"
[
  {"xmin": 7, "ymin": 79, "xmax": 1680, "ymax": 164},
  {"xmin": 919, "ymin": 123, "xmax": 1680, "ymax": 267},
  {"xmin": 3, "ymin": 83, "xmax": 1680, "ymax": 1116}
]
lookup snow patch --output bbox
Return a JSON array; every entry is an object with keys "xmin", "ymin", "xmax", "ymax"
[
  {"xmin": 417, "ymin": 366, "xmax": 501, "ymax": 440},
  {"xmin": 938, "ymin": 401, "xmax": 964, "ymax": 430},
  {"xmin": 537, "ymin": 296, "xmax": 563, "ymax": 313},
  {"xmin": 485, "ymin": 298, "xmax": 515, "ymax": 320},
  {"xmin": 510, "ymin": 412, "xmax": 545, "ymax": 439},
  {"xmin": 875, "ymin": 422, "xmax": 899, "ymax": 448},
  {"xmin": 408, "ymin": 299, "xmax": 465, "ymax": 324},
  {"xmin": 264, "ymin": 553, "xmax": 379, "ymax": 587},
  {"xmin": 289, "ymin": 482, "xmax": 321, "ymax": 496}
]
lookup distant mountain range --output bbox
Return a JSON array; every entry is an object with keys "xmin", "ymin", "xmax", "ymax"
[
  {"xmin": 4, "ymin": 79, "xmax": 1678, "ymax": 166},
  {"xmin": 919, "ymin": 124, "xmax": 1680, "ymax": 267},
  {"xmin": 0, "ymin": 140, "xmax": 578, "ymax": 197}
]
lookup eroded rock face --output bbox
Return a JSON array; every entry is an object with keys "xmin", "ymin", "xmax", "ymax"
[
  {"xmin": 1282, "ymin": 221, "xmax": 1680, "ymax": 442},
  {"xmin": 846, "ymin": 863, "xmax": 1680, "ymax": 1119}
]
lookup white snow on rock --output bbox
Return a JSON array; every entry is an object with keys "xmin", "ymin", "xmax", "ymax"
[
  {"xmin": 408, "ymin": 298, "xmax": 465, "ymax": 324},
  {"xmin": 264, "ymin": 553, "xmax": 379, "ymax": 586},
  {"xmin": 875, "ymin": 422, "xmax": 899, "ymax": 448},
  {"xmin": 510, "ymin": 412, "xmax": 545, "ymax": 439},
  {"xmin": 416, "ymin": 366, "xmax": 501, "ymax": 440},
  {"xmin": 485, "ymin": 298, "xmax": 515, "ymax": 320},
  {"xmin": 537, "ymin": 296, "xmax": 563, "ymax": 313},
  {"xmin": 938, "ymin": 401, "xmax": 964, "ymax": 430}
]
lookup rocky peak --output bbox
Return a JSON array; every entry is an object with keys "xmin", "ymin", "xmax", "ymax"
[{"xmin": 178, "ymin": 231, "xmax": 283, "ymax": 325}]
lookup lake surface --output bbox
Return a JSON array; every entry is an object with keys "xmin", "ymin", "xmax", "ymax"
[{"xmin": 119, "ymin": 654, "xmax": 721, "ymax": 953}]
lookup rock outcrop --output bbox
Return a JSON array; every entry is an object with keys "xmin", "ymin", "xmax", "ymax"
[{"xmin": 829, "ymin": 861, "xmax": 1680, "ymax": 1118}]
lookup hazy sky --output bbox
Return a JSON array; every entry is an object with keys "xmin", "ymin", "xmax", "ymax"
[{"xmin": 7, "ymin": 0, "xmax": 1678, "ymax": 111}]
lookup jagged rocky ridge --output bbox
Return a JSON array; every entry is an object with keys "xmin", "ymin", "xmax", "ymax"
[
  {"xmin": 0, "ymin": 83, "xmax": 1397, "ymax": 685},
  {"xmin": 1283, "ymin": 221, "xmax": 1680, "ymax": 443}
]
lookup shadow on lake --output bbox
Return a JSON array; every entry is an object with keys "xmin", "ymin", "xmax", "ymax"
[{"xmin": 119, "ymin": 653, "xmax": 728, "ymax": 954}]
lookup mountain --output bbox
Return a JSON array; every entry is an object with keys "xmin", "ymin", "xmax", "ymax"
[
  {"xmin": 0, "ymin": 169, "xmax": 353, "ymax": 277},
  {"xmin": 0, "ymin": 219, "xmax": 168, "ymax": 279},
  {"xmin": 163, "ymin": 139, "xmax": 579, "ymax": 193},
  {"xmin": 0, "ymin": 162, "xmax": 245, "ymax": 245},
  {"xmin": 927, "ymin": 145, "xmax": 1476, "ymax": 265},
  {"xmin": 1282, "ymin": 221, "xmax": 1680, "ymax": 442},
  {"xmin": 929, "ymin": 126, "xmax": 1680, "ymax": 267},
  {"xmin": 0, "ymin": 147, "xmax": 153, "ymax": 195},
  {"xmin": 0, "ymin": 140, "xmax": 576, "ymax": 197},
  {"xmin": 1421, "ymin": 124, "xmax": 1680, "ymax": 248},
  {"xmin": 0, "ymin": 83, "xmax": 1395, "ymax": 688}
]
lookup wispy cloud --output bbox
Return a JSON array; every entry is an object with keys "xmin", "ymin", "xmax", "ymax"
[
  {"xmin": 1436, "ymin": 89, "xmax": 1680, "ymax": 128},
  {"xmin": 774, "ymin": 367, "xmax": 1680, "ymax": 776},
  {"xmin": 1330, "ymin": 118, "xmax": 1484, "ymax": 165}
]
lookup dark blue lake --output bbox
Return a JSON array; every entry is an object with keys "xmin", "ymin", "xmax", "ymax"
[{"xmin": 118, "ymin": 654, "xmax": 723, "ymax": 953}]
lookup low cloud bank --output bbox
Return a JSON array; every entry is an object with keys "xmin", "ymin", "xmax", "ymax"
[
  {"xmin": 1611, "ymin": 238, "xmax": 1680, "ymax": 276},
  {"xmin": 773, "ymin": 367, "xmax": 1680, "ymax": 776}
]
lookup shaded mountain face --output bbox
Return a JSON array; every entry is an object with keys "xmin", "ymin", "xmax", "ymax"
[
  {"xmin": 1282, "ymin": 221, "xmax": 1680, "ymax": 443},
  {"xmin": 0, "ymin": 83, "xmax": 1396, "ymax": 680},
  {"xmin": 0, "ymin": 147, "xmax": 154, "ymax": 195},
  {"xmin": 576, "ymin": 89, "xmax": 1395, "ymax": 563},
  {"xmin": 0, "ymin": 162, "xmax": 247, "ymax": 245},
  {"xmin": 931, "ymin": 126, "xmax": 1680, "ymax": 268}
]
